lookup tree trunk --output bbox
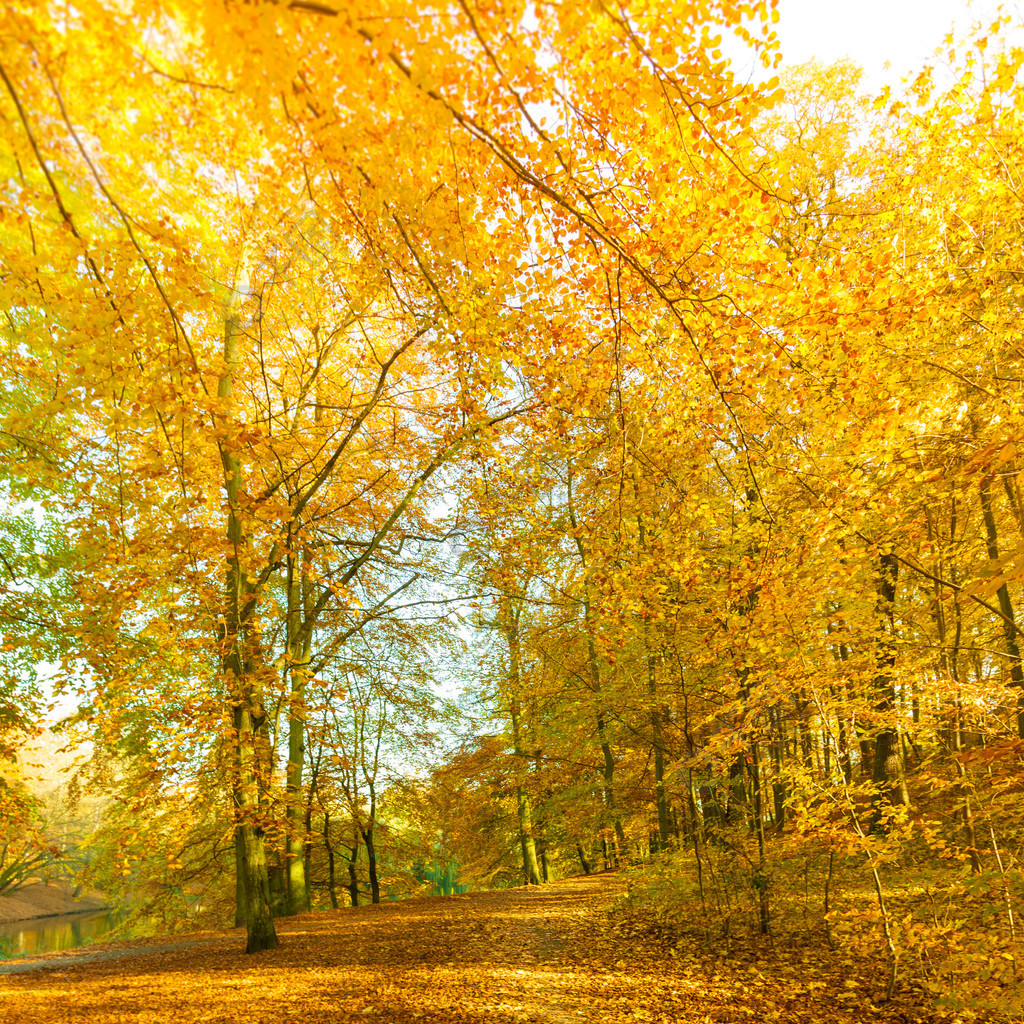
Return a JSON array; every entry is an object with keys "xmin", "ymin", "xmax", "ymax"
[
  {"xmin": 831, "ymin": 658, "xmax": 853, "ymax": 784},
  {"xmin": 539, "ymin": 843, "xmax": 551, "ymax": 883},
  {"xmin": 231, "ymin": 701, "xmax": 277, "ymax": 952},
  {"xmin": 749, "ymin": 739, "xmax": 770, "ymax": 935},
  {"xmin": 635, "ymin": 502, "xmax": 671, "ymax": 853},
  {"xmin": 575, "ymin": 843, "xmax": 592, "ymax": 875},
  {"xmin": 796, "ymin": 697, "xmax": 813, "ymax": 767},
  {"xmin": 596, "ymin": 708, "xmax": 627, "ymax": 855},
  {"xmin": 364, "ymin": 775, "xmax": 381, "ymax": 904},
  {"xmin": 980, "ymin": 475, "xmax": 1024, "ymax": 738},
  {"xmin": 953, "ymin": 725, "xmax": 982, "ymax": 874},
  {"xmin": 268, "ymin": 855, "xmax": 288, "ymax": 917},
  {"xmin": 284, "ymin": 549, "xmax": 312, "ymax": 916},
  {"xmin": 529, "ymin": 718, "xmax": 551, "ymax": 883},
  {"xmin": 505, "ymin": 603, "xmax": 542, "ymax": 886},
  {"xmin": 726, "ymin": 751, "xmax": 748, "ymax": 824},
  {"xmin": 591, "ymin": 626, "xmax": 626, "ymax": 852},
  {"xmin": 323, "ymin": 809, "xmax": 339, "ymax": 909},
  {"xmin": 648, "ymin": 651, "xmax": 671, "ymax": 852},
  {"xmin": 925, "ymin": 500, "xmax": 980, "ymax": 871},
  {"xmin": 769, "ymin": 705, "xmax": 786, "ymax": 827},
  {"xmin": 514, "ymin": 780, "xmax": 542, "ymax": 884},
  {"xmin": 220, "ymin": 257, "xmax": 277, "ymax": 953},
  {"xmin": 826, "ymin": 627, "xmax": 855, "ymax": 783},
  {"xmin": 234, "ymin": 830, "xmax": 246, "ymax": 928},
  {"xmin": 346, "ymin": 835, "xmax": 360, "ymax": 907},
  {"xmin": 568, "ymin": 463, "xmax": 625, "ymax": 849},
  {"xmin": 515, "ymin": 783, "xmax": 542, "ymax": 884},
  {"xmin": 870, "ymin": 552, "xmax": 909, "ymax": 833},
  {"xmin": 303, "ymin": 794, "xmax": 314, "ymax": 911},
  {"xmin": 362, "ymin": 826, "xmax": 380, "ymax": 904}
]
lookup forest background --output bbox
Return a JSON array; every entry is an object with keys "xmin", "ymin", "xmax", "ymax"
[{"xmin": 1, "ymin": 0, "xmax": 1024, "ymax": 1016}]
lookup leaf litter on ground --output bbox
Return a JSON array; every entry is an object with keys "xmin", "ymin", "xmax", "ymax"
[{"xmin": 0, "ymin": 873, "xmax": 982, "ymax": 1023}]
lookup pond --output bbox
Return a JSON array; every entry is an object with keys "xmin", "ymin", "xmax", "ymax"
[{"xmin": 0, "ymin": 910, "xmax": 125, "ymax": 958}]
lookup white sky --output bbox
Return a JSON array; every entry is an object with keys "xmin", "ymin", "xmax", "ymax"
[{"xmin": 775, "ymin": 0, "xmax": 1021, "ymax": 86}]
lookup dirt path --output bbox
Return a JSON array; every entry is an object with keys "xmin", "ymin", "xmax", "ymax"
[
  {"xmin": 0, "ymin": 874, "xmax": 938, "ymax": 1023},
  {"xmin": 0, "ymin": 937, "xmax": 221, "ymax": 975},
  {"xmin": 0, "ymin": 875, "xmax": 635, "ymax": 1023}
]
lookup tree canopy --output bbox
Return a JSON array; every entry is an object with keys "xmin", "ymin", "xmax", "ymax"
[{"xmin": 1, "ymin": 0, "xmax": 1023, "ymax": 1013}]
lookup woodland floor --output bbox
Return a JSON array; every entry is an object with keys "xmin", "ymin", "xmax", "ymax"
[{"xmin": 0, "ymin": 872, "xmax": 974, "ymax": 1024}]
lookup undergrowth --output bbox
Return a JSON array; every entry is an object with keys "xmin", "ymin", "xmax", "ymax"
[{"xmin": 613, "ymin": 833, "xmax": 1024, "ymax": 1020}]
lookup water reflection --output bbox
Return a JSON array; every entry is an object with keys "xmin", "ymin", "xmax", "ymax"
[{"xmin": 0, "ymin": 910, "xmax": 123, "ymax": 957}]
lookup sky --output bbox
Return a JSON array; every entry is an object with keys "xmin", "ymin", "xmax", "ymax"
[{"xmin": 774, "ymin": 0, "xmax": 1021, "ymax": 86}]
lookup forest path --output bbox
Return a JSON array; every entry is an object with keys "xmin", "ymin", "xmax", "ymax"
[
  {"xmin": 0, "ymin": 872, "xmax": 659, "ymax": 1024},
  {"xmin": 0, "ymin": 936, "xmax": 219, "ymax": 975},
  {"xmin": 0, "ymin": 872, "xmax": 922, "ymax": 1024},
  {"xmin": 0, "ymin": 875, "xmax": 626, "ymax": 1019}
]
